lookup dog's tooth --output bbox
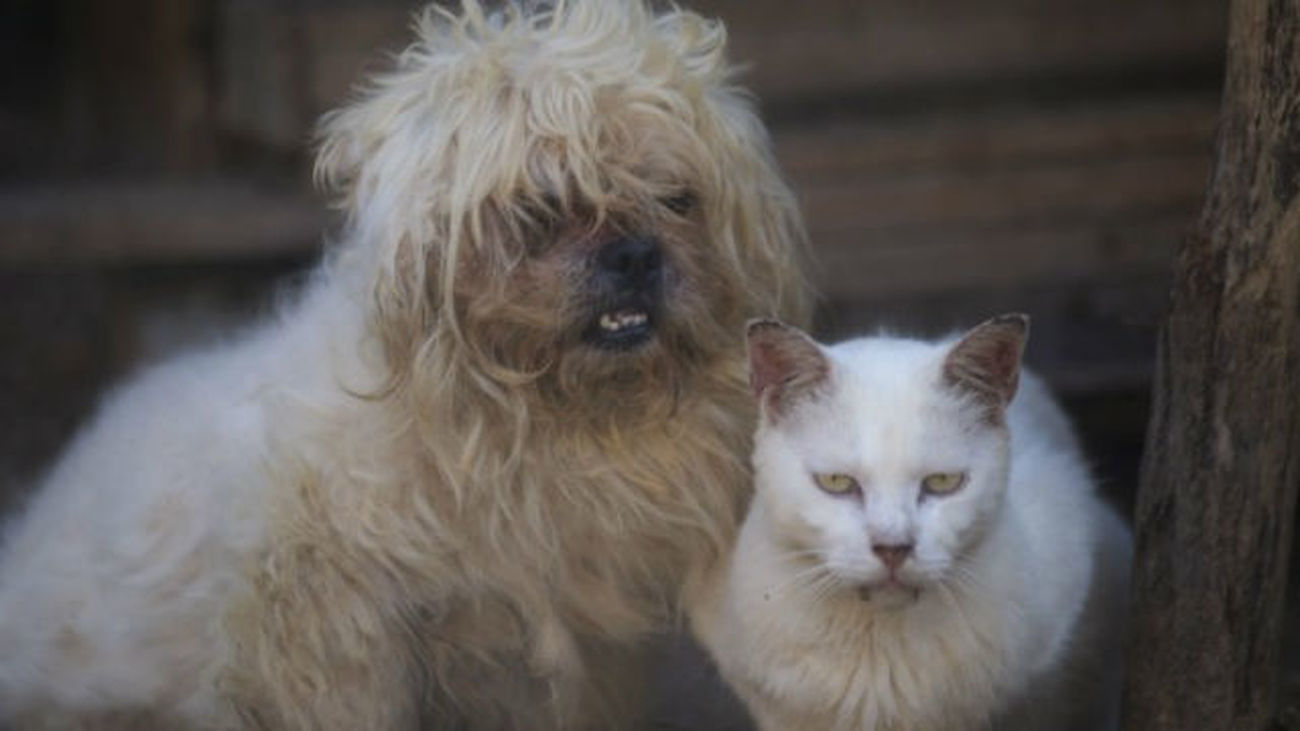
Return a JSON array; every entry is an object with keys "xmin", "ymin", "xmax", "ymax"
[{"xmin": 598, "ymin": 310, "xmax": 649, "ymax": 335}]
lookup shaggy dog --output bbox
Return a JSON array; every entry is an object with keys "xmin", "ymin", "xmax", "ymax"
[{"xmin": 0, "ymin": 1, "xmax": 811, "ymax": 728}]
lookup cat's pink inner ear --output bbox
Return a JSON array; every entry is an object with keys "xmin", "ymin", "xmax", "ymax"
[
  {"xmin": 746, "ymin": 319, "xmax": 829, "ymax": 416},
  {"xmin": 943, "ymin": 314, "xmax": 1030, "ymax": 408}
]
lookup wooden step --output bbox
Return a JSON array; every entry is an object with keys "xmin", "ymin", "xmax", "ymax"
[
  {"xmin": 0, "ymin": 180, "xmax": 322, "ymax": 264},
  {"xmin": 779, "ymin": 96, "xmax": 1217, "ymax": 299}
]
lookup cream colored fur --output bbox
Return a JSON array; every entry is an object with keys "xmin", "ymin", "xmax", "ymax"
[
  {"xmin": 691, "ymin": 322, "xmax": 1130, "ymax": 731},
  {"xmin": 0, "ymin": 2, "xmax": 811, "ymax": 728}
]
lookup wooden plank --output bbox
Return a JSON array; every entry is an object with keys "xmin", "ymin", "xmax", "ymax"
[
  {"xmin": 290, "ymin": 0, "xmax": 1228, "ymax": 105},
  {"xmin": 780, "ymin": 97, "xmax": 1216, "ymax": 299},
  {"xmin": 696, "ymin": 0, "xmax": 1227, "ymax": 102},
  {"xmin": 218, "ymin": 4, "xmax": 415, "ymax": 137},
  {"xmin": 810, "ymin": 216, "xmax": 1187, "ymax": 300},
  {"xmin": 0, "ymin": 94, "xmax": 1213, "ymax": 277},
  {"xmin": 211, "ymin": 1, "xmax": 1226, "ymax": 154},
  {"xmin": 821, "ymin": 272, "xmax": 1168, "ymax": 396},
  {"xmin": 799, "ymin": 154, "xmax": 1206, "ymax": 232},
  {"xmin": 775, "ymin": 97, "xmax": 1219, "ymax": 176},
  {"xmin": 0, "ymin": 181, "xmax": 323, "ymax": 264}
]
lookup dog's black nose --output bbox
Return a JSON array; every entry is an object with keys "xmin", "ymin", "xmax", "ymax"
[{"xmin": 596, "ymin": 236, "xmax": 662, "ymax": 289}]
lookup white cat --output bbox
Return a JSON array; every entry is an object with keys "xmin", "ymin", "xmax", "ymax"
[{"xmin": 690, "ymin": 316, "xmax": 1132, "ymax": 731}]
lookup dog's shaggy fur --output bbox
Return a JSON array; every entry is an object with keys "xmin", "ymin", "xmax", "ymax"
[{"xmin": 0, "ymin": 1, "xmax": 811, "ymax": 728}]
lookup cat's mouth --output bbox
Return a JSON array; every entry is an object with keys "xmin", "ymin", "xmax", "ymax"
[{"xmin": 856, "ymin": 581, "xmax": 921, "ymax": 607}]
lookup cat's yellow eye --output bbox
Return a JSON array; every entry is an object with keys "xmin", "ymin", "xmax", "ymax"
[
  {"xmin": 921, "ymin": 472, "xmax": 966, "ymax": 496},
  {"xmin": 814, "ymin": 473, "xmax": 858, "ymax": 495}
]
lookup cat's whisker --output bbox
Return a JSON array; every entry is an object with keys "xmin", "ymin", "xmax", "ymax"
[
  {"xmin": 776, "ymin": 547, "xmax": 826, "ymax": 563},
  {"xmin": 934, "ymin": 581, "xmax": 985, "ymax": 650},
  {"xmin": 943, "ymin": 568, "xmax": 982, "ymax": 607},
  {"xmin": 947, "ymin": 563, "xmax": 1022, "ymax": 631},
  {"xmin": 773, "ymin": 547, "xmax": 829, "ymax": 576},
  {"xmin": 766, "ymin": 564, "xmax": 846, "ymax": 608},
  {"xmin": 765, "ymin": 561, "xmax": 834, "ymax": 600},
  {"xmin": 807, "ymin": 572, "xmax": 851, "ymax": 608},
  {"xmin": 950, "ymin": 562, "xmax": 998, "ymax": 608},
  {"xmin": 804, "ymin": 572, "xmax": 850, "ymax": 608}
]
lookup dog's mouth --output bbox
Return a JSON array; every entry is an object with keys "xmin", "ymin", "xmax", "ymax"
[{"xmin": 584, "ymin": 305, "xmax": 656, "ymax": 350}]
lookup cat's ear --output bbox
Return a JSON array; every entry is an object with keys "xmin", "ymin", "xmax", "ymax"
[
  {"xmin": 943, "ymin": 314, "xmax": 1029, "ymax": 414},
  {"xmin": 746, "ymin": 319, "xmax": 830, "ymax": 419}
]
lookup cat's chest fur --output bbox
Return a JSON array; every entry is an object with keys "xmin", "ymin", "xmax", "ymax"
[{"xmin": 701, "ymin": 499, "xmax": 1043, "ymax": 731}]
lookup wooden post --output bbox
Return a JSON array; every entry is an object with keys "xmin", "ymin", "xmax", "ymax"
[{"xmin": 1121, "ymin": 1, "xmax": 1300, "ymax": 729}]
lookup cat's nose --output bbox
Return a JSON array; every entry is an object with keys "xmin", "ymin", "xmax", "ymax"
[{"xmin": 872, "ymin": 543, "xmax": 913, "ymax": 571}]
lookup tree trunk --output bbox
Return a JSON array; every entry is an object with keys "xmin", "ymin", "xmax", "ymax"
[{"xmin": 1121, "ymin": 1, "xmax": 1300, "ymax": 729}]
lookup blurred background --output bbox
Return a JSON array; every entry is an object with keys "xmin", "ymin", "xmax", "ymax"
[
  {"xmin": 0, "ymin": 0, "xmax": 1243, "ymax": 716},
  {"xmin": 0, "ymin": 0, "xmax": 1227, "ymax": 499}
]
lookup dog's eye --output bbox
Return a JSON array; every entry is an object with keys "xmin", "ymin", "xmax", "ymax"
[
  {"xmin": 661, "ymin": 191, "xmax": 697, "ymax": 216},
  {"xmin": 517, "ymin": 195, "xmax": 565, "ymax": 252},
  {"xmin": 524, "ymin": 196, "xmax": 562, "ymax": 227}
]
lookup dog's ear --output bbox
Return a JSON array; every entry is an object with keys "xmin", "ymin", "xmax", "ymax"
[{"xmin": 746, "ymin": 319, "xmax": 829, "ymax": 421}]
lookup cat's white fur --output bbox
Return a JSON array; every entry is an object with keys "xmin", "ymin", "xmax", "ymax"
[{"xmin": 691, "ymin": 318, "xmax": 1132, "ymax": 731}]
